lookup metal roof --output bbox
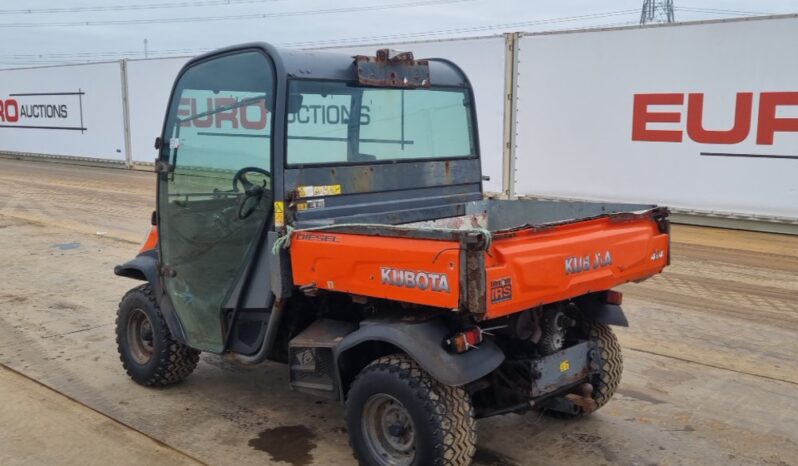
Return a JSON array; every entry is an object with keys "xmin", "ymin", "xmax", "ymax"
[{"xmin": 183, "ymin": 41, "xmax": 470, "ymax": 88}]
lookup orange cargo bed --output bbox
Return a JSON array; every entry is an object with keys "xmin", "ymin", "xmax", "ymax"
[{"xmin": 289, "ymin": 204, "xmax": 669, "ymax": 320}]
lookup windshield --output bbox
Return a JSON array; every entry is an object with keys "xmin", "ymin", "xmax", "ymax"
[{"xmin": 286, "ymin": 80, "xmax": 476, "ymax": 166}]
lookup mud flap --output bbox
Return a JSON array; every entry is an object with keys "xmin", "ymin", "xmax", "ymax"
[{"xmin": 590, "ymin": 303, "xmax": 629, "ymax": 327}]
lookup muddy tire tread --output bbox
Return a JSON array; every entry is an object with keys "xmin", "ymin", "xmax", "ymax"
[
  {"xmin": 116, "ymin": 284, "xmax": 200, "ymax": 387},
  {"xmin": 346, "ymin": 354, "xmax": 476, "ymax": 466},
  {"xmin": 591, "ymin": 323, "xmax": 623, "ymax": 409}
]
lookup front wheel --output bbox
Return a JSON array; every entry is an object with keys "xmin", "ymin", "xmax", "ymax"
[
  {"xmin": 115, "ymin": 284, "xmax": 200, "ymax": 387},
  {"xmin": 345, "ymin": 354, "xmax": 476, "ymax": 466}
]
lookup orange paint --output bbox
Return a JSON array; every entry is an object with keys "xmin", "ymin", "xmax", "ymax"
[
  {"xmin": 289, "ymin": 214, "xmax": 668, "ymax": 319},
  {"xmin": 138, "ymin": 226, "xmax": 159, "ymax": 253},
  {"xmin": 483, "ymin": 216, "xmax": 668, "ymax": 319},
  {"xmin": 290, "ymin": 232, "xmax": 461, "ymax": 309}
]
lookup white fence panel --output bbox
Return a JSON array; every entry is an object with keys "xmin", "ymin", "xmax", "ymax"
[
  {"xmin": 514, "ymin": 16, "xmax": 798, "ymax": 220},
  {"xmin": 0, "ymin": 62, "xmax": 126, "ymax": 161},
  {"xmin": 321, "ymin": 36, "xmax": 507, "ymax": 193},
  {"xmin": 126, "ymin": 57, "xmax": 190, "ymax": 163}
]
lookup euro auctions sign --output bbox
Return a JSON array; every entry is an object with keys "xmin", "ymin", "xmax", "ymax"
[
  {"xmin": 632, "ymin": 91, "xmax": 798, "ymax": 158},
  {"xmin": 0, "ymin": 90, "xmax": 86, "ymax": 132}
]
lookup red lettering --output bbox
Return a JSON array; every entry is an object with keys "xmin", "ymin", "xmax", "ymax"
[
  {"xmin": 240, "ymin": 101, "xmax": 267, "ymax": 130},
  {"xmin": 0, "ymin": 99, "xmax": 19, "ymax": 123},
  {"xmin": 632, "ymin": 93, "xmax": 684, "ymax": 142},
  {"xmin": 178, "ymin": 97, "xmax": 268, "ymax": 130},
  {"xmin": 687, "ymin": 93, "xmax": 752, "ymax": 144},
  {"xmin": 214, "ymin": 97, "xmax": 238, "ymax": 129},
  {"xmin": 757, "ymin": 92, "xmax": 798, "ymax": 145}
]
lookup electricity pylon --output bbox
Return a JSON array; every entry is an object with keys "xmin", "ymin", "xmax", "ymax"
[{"xmin": 640, "ymin": 0, "xmax": 675, "ymax": 24}]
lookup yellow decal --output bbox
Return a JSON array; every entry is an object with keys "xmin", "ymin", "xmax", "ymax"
[
  {"xmin": 274, "ymin": 201, "xmax": 285, "ymax": 227},
  {"xmin": 297, "ymin": 184, "xmax": 342, "ymax": 198},
  {"xmin": 559, "ymin": 360, "xmax": 570, "ymax": 372},
  {"xmin": 296, "ymin": 202, "xmax": 308, "ymax": 212}
]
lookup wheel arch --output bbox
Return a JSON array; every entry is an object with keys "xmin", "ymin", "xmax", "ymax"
[
  {"xmin": 334, "ymin": 318, "xmax": 505, "ymax": 402},
  {"xmin": 114, "ymin": 250, "xmax": 158, "ymax": 287},
  {"xmin": 575, "ymin": 292, "xmax": 630, "ymax": 327},
  {"xmin": 114, "ymin": 251, "xmax": 192, "ymax": 346},
  {"xmin": 336, "ymin": 340, "xmax": 404, "ymax": 401}
]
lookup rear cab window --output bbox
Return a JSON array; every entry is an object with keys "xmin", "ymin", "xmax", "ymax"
[{"xmin": 286, "ymin": 80, "xmax": 476, "ymax": 166}]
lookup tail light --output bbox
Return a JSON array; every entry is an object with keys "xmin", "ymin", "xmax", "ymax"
[
  {"xmin": 139, "ymin": 226, "xmax": 159, "ymax": 253},
  {"xmin": 446, "ymin": 327, "xmax": 484, "ymax": 353},
  {"xmin": 605, "ymin": 289, "xmax": 623, "ymax": 305}
]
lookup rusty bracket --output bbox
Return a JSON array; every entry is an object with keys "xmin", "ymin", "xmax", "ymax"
[{"xmin": 354, "ymin": 49, "xmax": 431, "ymax": 88}]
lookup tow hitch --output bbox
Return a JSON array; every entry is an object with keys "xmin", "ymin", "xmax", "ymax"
[{"xmin": 565, "ymin": 383, "xmax": 599, "ymax": 413}]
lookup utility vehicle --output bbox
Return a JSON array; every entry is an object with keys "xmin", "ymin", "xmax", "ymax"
[{"xmin": 114, "ymin": 43, "xmax": 670, "ymax": 466}]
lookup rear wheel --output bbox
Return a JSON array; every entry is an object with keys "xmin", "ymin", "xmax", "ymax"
[
  {"xmin": 345, "ymin": 354, "xmax": 476, "ymax": 466},
  {"xmin": 116, "ymin": 284, "xmax": 200, "ymax": 386},
  {"xmin": 589, "ymin": 323, "xmax": 623, "ymax": 411}
]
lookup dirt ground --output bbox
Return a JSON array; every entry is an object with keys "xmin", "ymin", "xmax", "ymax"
[
  {"xmin": 0, "ymin": 157, "xmax": 796, "ymax": 466},
  {"xmin": 0, "ymin": 365, "xmax": 200, "ymax": 466}
]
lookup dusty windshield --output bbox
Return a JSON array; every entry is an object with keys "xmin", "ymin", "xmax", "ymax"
[{"xmin": 286, "ymin": 80, "xmax": 476, "ymax": 166}]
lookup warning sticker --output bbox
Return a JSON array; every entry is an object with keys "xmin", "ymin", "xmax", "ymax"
[
  {"xmin": 296, "ymin": 199, "xmax": 326, "ymax": 211},
  {"xmin": 559, "ymin": 360, "xmax": 571, "ymax": 372},
  {"xmin": 297, "ymin": 184, "xmax": 342, "ymax": 198},
  {"xmin": 274, "ymin": 201, "xmax": 285, "ymax": 227}
]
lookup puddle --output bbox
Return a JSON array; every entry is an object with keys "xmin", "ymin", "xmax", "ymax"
[
  {"xmin": 51, "ymin": 242, "xmax": 81, "ymax": 250},
  {"xmin": 248, "ymin": 425, "xmax": 316, "ymax": 466},
  {"xmin": 473, "ymin": 447, "xmax": 520, "ymax": 466}
]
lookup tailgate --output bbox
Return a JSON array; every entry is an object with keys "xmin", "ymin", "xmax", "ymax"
[{"xmin": 484, "ymin": 210, "xmax": 669, "ymax": 319}]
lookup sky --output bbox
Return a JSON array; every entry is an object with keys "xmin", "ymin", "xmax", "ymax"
[{"xmin": 0, "ymin": 0, "xmax": 796, "ymax": 69}]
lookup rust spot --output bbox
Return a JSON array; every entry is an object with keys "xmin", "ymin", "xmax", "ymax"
[
  {"xmin": 354, "ymin": 49, "xmax": 430, "ymax": 88},
  {"xmin": 564, "ymin": 383, "xmax": 599, "ymax": 413},
  {"xmin": 352, "ymin": 166, "xmax": 374, "ymax": 193},
  {"xmin": 443, "ymin": 160, "xmax": 453, "ymax": 184}
]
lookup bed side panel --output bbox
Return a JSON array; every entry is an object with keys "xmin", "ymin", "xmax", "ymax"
[{"xmin": 290, "ymin": 232, "xmax": 461, "ymax": 309}]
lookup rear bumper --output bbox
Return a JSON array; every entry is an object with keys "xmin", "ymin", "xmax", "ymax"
[{"xmin": 500, "ymin": 341, "xmax": 597, "ymax": 401}]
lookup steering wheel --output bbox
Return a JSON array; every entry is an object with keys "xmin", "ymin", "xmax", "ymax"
[{"xmin": 232, "ymin": 166, "xmax": 271, "ymax": 220}]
